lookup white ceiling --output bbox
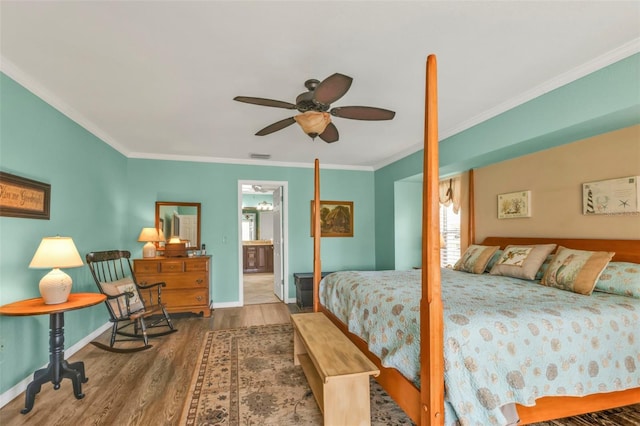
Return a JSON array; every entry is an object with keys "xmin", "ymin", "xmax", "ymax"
[{"xmin": 1, "ymin": 1, "xmax": 639, "ymax": 170}]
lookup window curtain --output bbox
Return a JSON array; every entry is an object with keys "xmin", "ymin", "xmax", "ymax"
[{"xmin": 439, "ymin": 176, "xmax": 461, "ymax": 213}]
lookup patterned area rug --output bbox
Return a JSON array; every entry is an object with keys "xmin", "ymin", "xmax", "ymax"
[
  {"xmin": 180, "ymin": 323, "xmax": 413, "ymax": 425},
  {"xmin": 181, "ymin": 323, "xmax": 640, "ymax": 426}
]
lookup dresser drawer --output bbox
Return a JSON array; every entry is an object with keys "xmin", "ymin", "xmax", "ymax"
[
  {"xmin": 135, "ymin": 261, "xmax": 160, "ymax": 274},
  {"xmin": 185, "ymin": 258, "xmax": 209, "ymax": 272},
  {"xmin": 137, "ymin": 272, "xmax": 206, "ymax": 290},
  {"xmin": 160, "ymin": 260, "xmax": 184, "ymax": 273},
  {"xmin": 162, "ymin": 289, "xmax": 208, "ymax": 308}
]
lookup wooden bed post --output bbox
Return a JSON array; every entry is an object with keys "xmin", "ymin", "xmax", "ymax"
[
  {"xmin": 313, "ymin": 158, "xmax": 321, "ymax": 312},
  {"xmin": 468, "ymin": 169, "xmax": 476, "ymax": 245},
  {"xmin": 420, "ymin": 54, "xmax": 444, "ymax": 425}
]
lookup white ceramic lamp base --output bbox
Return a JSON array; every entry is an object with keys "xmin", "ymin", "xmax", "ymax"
[
  {"xmin": 142, "ymin": 241, "xmax": 156, "ymax": 258},
  {"xmin": 39, "ymin": 268, "xmax": 72, "ymax": 304}
]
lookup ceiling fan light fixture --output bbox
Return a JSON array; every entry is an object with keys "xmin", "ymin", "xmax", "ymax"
[{"xmin": 294, "ymin": 111, "xmax": 331, "ymax": 138}]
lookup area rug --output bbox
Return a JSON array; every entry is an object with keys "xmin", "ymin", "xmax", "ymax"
[
  {"xmin": 180, "ymin": 323, "xmax": 412, "ymax": 425},
  {"xmin": 181, "ymin": 323, "xmax": 640, "ymax": 426}
]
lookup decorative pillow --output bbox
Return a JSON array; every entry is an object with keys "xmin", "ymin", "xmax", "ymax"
[
  {"xmin": 594, "ymin": 262, "xmax": 640, "ymax": 299},
  {"xmin": 485, "ymin": 250, "xmax": 503, "ymax": 272},
  {"xmin": 534, "ymin": 255, "xmax": 554, "ymax": 281},
  {"xmin": 541, "ymin": 246, "xmax": 615, "ymax": 295},
  {"xmin": 100, "ymin": 277, "xmax": 144, "ymax": 314},
  {"xmin": 454, "ymin": 245, "xmax": 500, "ymax": 274},
  {"xmin": 490, "ymin": 244, "xmax": 557, "ymax": 280}
]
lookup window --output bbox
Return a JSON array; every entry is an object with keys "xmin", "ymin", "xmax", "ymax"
[{"xmin": 440, "ymin": 203, "xmax": 461, "ymax": 268}]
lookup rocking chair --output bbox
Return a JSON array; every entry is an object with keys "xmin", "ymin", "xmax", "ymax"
[{"xmin": 86, "ymin": 250, "xmax": 177, "ymax": 353}]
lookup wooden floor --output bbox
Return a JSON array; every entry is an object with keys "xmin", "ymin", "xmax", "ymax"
[{"xmin": 0, "ymin": 303, "xmax": 293, "ymax": 426}]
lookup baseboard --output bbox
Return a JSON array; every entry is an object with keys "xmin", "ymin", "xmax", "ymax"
[
  {"xmin": 211, "ymin": 301, "xmax": 242, "ymax": 309},
  {"xmin": 0, "ymin": 321, "xmax": 111, "ymax": 409},
  {"xmin": 211, "ymin": 297, "xmax": 296, "ymax": 309}
]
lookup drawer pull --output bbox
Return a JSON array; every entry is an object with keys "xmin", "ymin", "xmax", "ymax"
[
  {"xmin": 196, "ymin": 295, "xmax": 203, "ymax": 301},
  {"xmin": 196, "ymin": 279, "xmax": 204, "ymax": 285}
]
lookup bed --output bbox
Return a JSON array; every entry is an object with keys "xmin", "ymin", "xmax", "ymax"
[{"xmin": 309, "ymin": 54, "xmax": 640, "ymax": 425}]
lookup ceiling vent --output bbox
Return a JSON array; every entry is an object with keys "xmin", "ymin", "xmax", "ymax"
[{"xmin": 250, "ymin": 153, "xmax": 271, "ymax": 160}]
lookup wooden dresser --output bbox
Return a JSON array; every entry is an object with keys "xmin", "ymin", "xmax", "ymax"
[{"xmin": 133, "ymin": 256, "xmax": 211, "ymax": 317}]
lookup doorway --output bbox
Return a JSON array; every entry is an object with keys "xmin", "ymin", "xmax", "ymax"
[{"xmin": 238, "ymin": 180, "xmax": 288, "ymax": 306}]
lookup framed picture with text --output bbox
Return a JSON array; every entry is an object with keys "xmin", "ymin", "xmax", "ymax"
[{"xmin": 0, "ymin": 172, "xmax": 51, "ymax": 219}]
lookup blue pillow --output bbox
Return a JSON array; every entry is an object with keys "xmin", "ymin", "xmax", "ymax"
[{"xmin": 594, "ymin": 262, "xmax": 640, "ymax": 298}]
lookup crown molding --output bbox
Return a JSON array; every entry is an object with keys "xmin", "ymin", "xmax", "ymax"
[
  {"xmin": 127, "ymin": 152, "xmax": 374, "ymax": 171},
  {"xmin": 371, "ymin": 38, "xmax": 640, "ymax": 171}
]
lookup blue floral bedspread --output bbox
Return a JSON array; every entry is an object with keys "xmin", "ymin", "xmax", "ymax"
[{"xmin": 319, "ymin": 268, "xmax": 640, "ymax": 426}]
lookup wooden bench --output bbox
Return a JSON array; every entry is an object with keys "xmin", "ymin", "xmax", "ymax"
[{"xmin": 291, "ymin": 312, "xmax": 380, "ymax": 425}]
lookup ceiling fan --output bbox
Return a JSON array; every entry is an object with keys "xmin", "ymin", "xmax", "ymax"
[{"xmin": 234, "ymin": 73, "xmax": 395, "ymax": 143}]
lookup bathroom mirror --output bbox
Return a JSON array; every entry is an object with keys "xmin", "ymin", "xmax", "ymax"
[{"xmin": 155, "ymin": 201, "xmax": 201, "ymax": 249}]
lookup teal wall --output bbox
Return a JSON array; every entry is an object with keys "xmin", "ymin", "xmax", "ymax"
[
  {"xmin": 374, "ymin": 53, "xmax": 640, "ymax": 270},
  {"xmin": 0, "ymin": 74, "xmax": 129, "ymax": 394},
  {"xmin": 394, "ymin": 181, "xmax": 422, "ymax": 270}
]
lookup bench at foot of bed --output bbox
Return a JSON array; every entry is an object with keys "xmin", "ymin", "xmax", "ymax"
[{"xmin": 291, "ymin": 312, "xmax": 380, "ymax": 426}]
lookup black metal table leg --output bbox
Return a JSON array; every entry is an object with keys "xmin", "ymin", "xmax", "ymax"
[{"xmin": 21, "ymin": 312, "xmax": 87, "ymax": 414}]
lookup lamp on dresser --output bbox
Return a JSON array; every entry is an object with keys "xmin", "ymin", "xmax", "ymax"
[
  {"xmin": 28, "ymin": 236, "xmax": 84, "ymax": 304},
  {"xmin": 138, "ymin": 227, "xmax": 164, "ymax": 258}
]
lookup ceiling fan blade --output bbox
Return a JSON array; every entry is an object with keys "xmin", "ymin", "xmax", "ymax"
[
  {"xmin": 319, "ymin": 123, "xmax": 339, "ymax": 143},
  {"xmin": 255, "ymin": 117, "xmax": 296, "ymax": 136},
  {"xmin": 234, "ymin": 96, "xmax": 297, "ymax": 109},
  {"xmin": 330, "ymin": 106, "xmax": 396, "ymax": 121},
  {"xmin": 313, "ymin": 73, "xmax": 353, "ymax": 106}
]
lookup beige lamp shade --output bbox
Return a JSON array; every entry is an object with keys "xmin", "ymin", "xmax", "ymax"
[
  {"xmin": 138, "ymin": 227, "xmax": 164, "ymax": 242},
  {"xmin": 29, "ymin": 236, "xmax": 84, "ymax": 304},
  {"xmin": 138, "ymin": 227, "xmax": 163, "ymax": 258},
  {"xmin": 294, "ymin": 111, "xmax": 331, "ymax": 136}
]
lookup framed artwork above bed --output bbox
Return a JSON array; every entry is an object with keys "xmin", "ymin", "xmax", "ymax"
[
  {"xmin": 497, "ymin": 190, "xmax": 531, "ymax": 219},
  {"xmin": 310, "ymin": 200, "xmax": 353, "ymax": 237},
  {"xmin": 582, "ymin": 175, "xmax": 639, "ymax": 215}
]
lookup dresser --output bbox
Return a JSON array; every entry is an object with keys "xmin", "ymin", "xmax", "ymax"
[{"xmin": 133, "ymin": 256, "xmax": 211, "ymax": 317}]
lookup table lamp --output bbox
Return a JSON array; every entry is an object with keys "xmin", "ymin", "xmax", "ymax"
[
  {"xmin": 138, "ymin": 227, "xmax": 164, "ymax": 258},
  {"xmin": 29, "ymin": 236, "xmax": 84, "ymax": 304}
]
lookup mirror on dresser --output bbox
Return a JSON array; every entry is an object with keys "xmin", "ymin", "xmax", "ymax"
[{"xmin": 155, "ymin": 201, "xmax": 201, "ymax": 249}]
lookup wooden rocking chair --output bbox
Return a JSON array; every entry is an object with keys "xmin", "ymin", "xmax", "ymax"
[{"xmin": 86, "ymin": 250, "xmax": 177, "ymax": 353}]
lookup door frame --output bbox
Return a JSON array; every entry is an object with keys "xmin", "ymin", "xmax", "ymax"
[{"xmin": 237, "ymin": 180, "xmax": 289, "ymax": 306}]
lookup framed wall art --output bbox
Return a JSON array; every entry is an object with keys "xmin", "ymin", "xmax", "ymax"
[
  {"xmin": 310, "ymin": 200, "xmax": 353, "ymax": 237},
  {"xmin": 497, "ymin": 190, "xmax": 531, "ymax": 219},
  {"xmin": 0, "ymin": 172, "xmax": 51, "ymax": 219},
  {"xmin": 582, "ymin": 176, "xmax": 639, "ymax": 215}
]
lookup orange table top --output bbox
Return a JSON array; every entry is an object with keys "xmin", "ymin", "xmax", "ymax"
[{"xmin": 0, "ymin": 293, "xmax": 106, "ymax": 316}]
